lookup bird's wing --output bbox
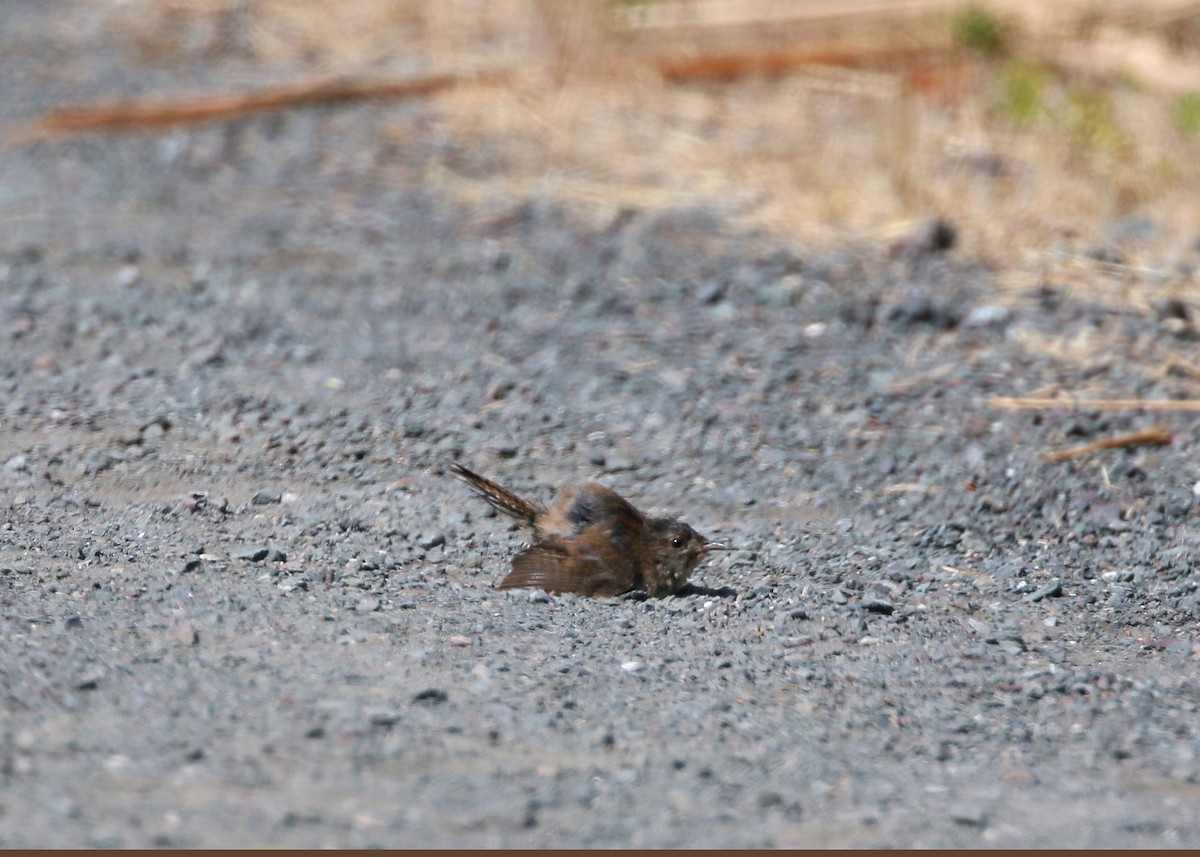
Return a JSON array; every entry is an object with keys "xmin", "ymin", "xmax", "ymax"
[{"xmin": 500, "ymin": 541, "xmax": 635, "ymax": 597}]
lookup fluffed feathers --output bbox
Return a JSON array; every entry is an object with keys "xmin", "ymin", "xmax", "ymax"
[{"xmin": 501, "ymin": 541, "xmax": 637, "ymax": 597}]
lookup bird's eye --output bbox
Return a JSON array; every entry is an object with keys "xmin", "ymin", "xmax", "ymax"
[{"xmin": 671, "ymin": 537, "xmax": 683, "ymax": 548}]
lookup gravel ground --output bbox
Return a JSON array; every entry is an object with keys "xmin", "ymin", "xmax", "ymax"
[{"xmin": 3, "ymin": 3, "xmax": 1200, "ymax": 848}]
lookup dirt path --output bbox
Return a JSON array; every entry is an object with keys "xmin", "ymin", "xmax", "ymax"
[{"xmin": 2, "ymin": 3, "xmax": 1199, "ymax": 848}]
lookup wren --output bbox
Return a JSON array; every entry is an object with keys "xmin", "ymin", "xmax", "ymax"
[{"xmin": 448, "ymin": 462, "xmax": 728, "ymax": 597}]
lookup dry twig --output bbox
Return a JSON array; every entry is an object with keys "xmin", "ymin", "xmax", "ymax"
[
  {"xmin": 1042, "ymin": 426, "xmax": 1173, "ymax": 463},
  {"xmin": 5, "ymin": 71, "xmax": 507, "ymax": 144},
  {"xmin": 992, "ymin": 396, "xmax": 1200, "ymax": 412}
]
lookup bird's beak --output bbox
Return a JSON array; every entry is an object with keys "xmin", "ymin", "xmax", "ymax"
[{"xmin": 702, "ymin": 541, "xmax": 731, "ymax": 553}]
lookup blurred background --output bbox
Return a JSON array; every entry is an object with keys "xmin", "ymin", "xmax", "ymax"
[{"xmin": 13, "ymin": 0, "xmax": 1200, "ymax": 304}]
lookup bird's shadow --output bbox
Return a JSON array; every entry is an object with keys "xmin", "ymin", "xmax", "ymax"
[{"xmin": 622, "ymin": 583, "xmax": 738, "ymax": 601}]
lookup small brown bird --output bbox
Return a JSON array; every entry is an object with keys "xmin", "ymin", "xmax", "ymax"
[{"xmin": 448, "ymin": 462, "xmax": 727, "ymax": 597}]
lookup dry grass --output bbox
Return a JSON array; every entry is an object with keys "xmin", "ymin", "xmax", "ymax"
[{"xmin": 98, "ymin": 0, "xmax": 1200, "ymax": 292}]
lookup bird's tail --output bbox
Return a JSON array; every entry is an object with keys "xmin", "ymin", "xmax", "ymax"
[{"xmin": 447, "ymin": 462, "xmax": 543, "ymax": 527}]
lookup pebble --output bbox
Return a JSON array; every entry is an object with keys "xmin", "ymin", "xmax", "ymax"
[
  {"xmin": 964, "ymin": 618, "xmax": 991, "ymax": 636},
  {"xmin": 231, "ymin": 546, "xmax": 270, "ymax": 562},
  {"xmin": 886, "ymin": 292, "xmax": 963, "ymax": 330},
  {"xmin": 951, "ymin": 803, "xmax": 989, "ymax": 828},
  {"xmin": 756, "ymin": 274, "xmax": 805, "ymax": 309},
  {"xmin": 999, "ymin": 637, "xmax": 1027, "ymax": 655},
  {"xmin": 417, "ymin": 532, "xmax": 445, "ymax": 550},
  {"xmin": 76, "ymin": 670, "xmax": 103, "ymax": 691},
  {"xmin": 698, "ymin": 281, "xmax": 727, "ymax": 305},
  {"xmin": 963, "ymin": 304, "xmax": 1011, "ymax": 329},
  {"xmin": 172, "ymin": 623, "xmax": 200, "ymax": 646},
  {"xmin": 251, "ymin": 489, "xmax": 282, "ymax": 505},
  {"xmin": 369, "ymin": 710, "xmax": 402, "ymax": 728},
  {"xmin": 1025, "ymin": 580, "xmax": 1063, "ymax": 602},
  {"xmin": 114, "ymin": 264, "xmax": 141, "ymax": 287},
  {"xmin": 602, "ymin": 454, "xmax": 634, "ymax": 472},
  {"xmin": 889, "ymin": 217, "xmax": 956, "ymax": 257},
  {"xmin": 862, "ymin": 597, "xmax": 895, "ymax": 615},
  {"xmin": 413, "ymin": 688, "xmax": 448, "ymax": 704},
  {"xmin": 757, "ymin": 791, "xmax": 784, "ymax": 809},
  {"xmin": 185, "ymin": 338, "xmax": 226, "ymax": 369}
]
